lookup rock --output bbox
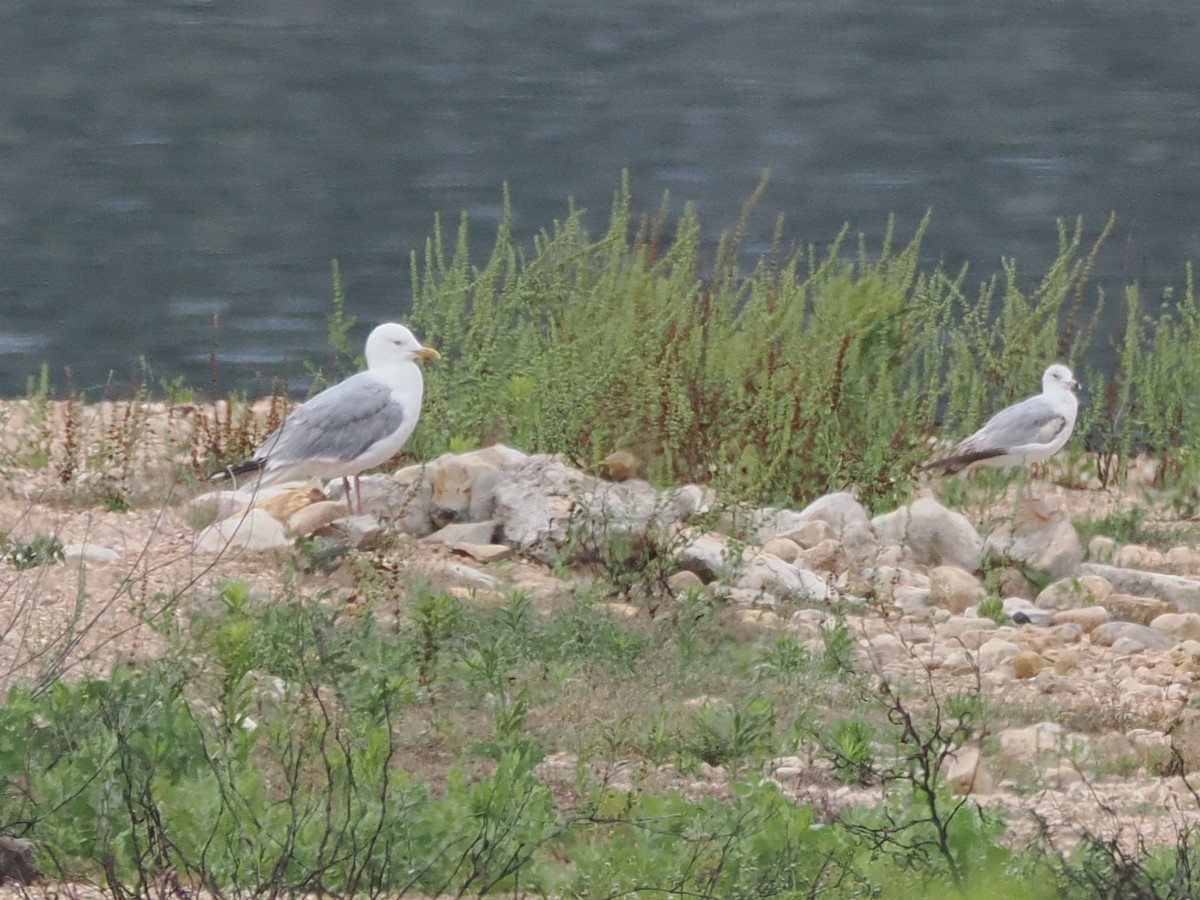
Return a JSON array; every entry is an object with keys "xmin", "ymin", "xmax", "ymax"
[
  {"xmin": 977, "ymin": 638, "xmax": 1021, "ymax": 672},
  {"xmin": 871, "ymin": 496, "xmax": 982, "ymax": 571},
  {"xmin": 984, "ymin": 499, "xmax": 1083, "ymax": 581},
  {"xmin": 1150, "ymin": 612, "xmax": 1200, "ymax": 642},
  {"xmin": 776, "ymin": 520, "xmax": 835, "ymax": 549},
  {"xmin": 1013, "ymin": 650, "xmax": 1048, "ymax": 679},
  {"xmin": 492, "ymin": 455, "xmax": 700, "ymax": 564},
  {"xmin": 451, "ymin": 543, "xmax": 513, "ymax": 564},
  {"xmin": 668, "ymin": 570, "xmax": 706, "ymax": 595},
  {"xmin": 761, "ymin": 537, "xmax": 801, "ymax": 564},
  {"xmin": 326, "ymin": 515, "xmax": 385, "ymax": 551},
  {"xmin": 0, "ymin": 834, "xmax": 40, "ymax": 885},
  {"xmin": 287, "ymin": 500, "xmax": 350, "ymax": 536},
  {"xmin": 928, "ymin": 565, "xmax": 987, "ymax": 613},
  {"xmin": 61, "ymin": 541, "xmax": 119, "ymax": 565},
  {"xmin": 1088, "ymin": 535, "xmax": 1118, "ymax": 563},
  {"xmin": 1051, "ymin": 606, "xmax": 1111, "ymax": 631},
  {"xmin": 194, "ymin": 508, "xmax": 289, "ymax": 553},
  {"xmin": 439, "ymin": 561, "xmax": 500, "ymax": 591},
  {"xmin": 599, "ymin": 450, "xmax": 640, "ymax": 482},
  {"xmin": 423, "ymin": 519, "xmax": 500, "ymax": 546},
  {"xmin": 1090, "ymin": 621, "xmax": 1175, "ymax": 652},
  {"xmin": 1080, "ymin": 563, "xmax": 1200, "ymax": 611},
  {"xmin": 861, "ymin": 633, "xmax": 910, "ymax": 664},
  {"xmin": 941, "ymin": 746, "xmax": 991, "ymax": 795},
  {"xmin": 676, "ymin": 533, "xmax": 731, "ymax": 582},
  {"xmin": 758, "ymin": 491, "xmax": 870, "ymax": 542},
  {"xmin": 254, "ymin": 486, "xmax": 326, "ymax": 523},
  {"xmin": 1004, "ymin": 598, "xmax": 1053, "ymax": 627},
  {"xmin": 1167, "ymin": 547, "xmax": 1200, "ymax": 576},
  {"xmin": 735, "ymin": 553, "xmax": 835, "ymax": 601},
  {"xmin": 1104, "ymin": 593, "xmax": 1175, "ymax": 626},
  {"xmin": 941, "ymin": 650, "xmax": 975, "ymax": 674},
  {"xmin": 996, "ymin": 722, "xmax": 1065, "ymax": 759},
  {"xmin": 376, "ymin": 471, "xmax": 436, "ymax": 536},
  {"xmin": 798, "ymin": 539, "xmax": 845, "ymax": 575},
  {"xmin": 1115, "ymin": 544, "xmax": 1167, "ymax": 570},
  {"xmin": 892, "ymin": 586, "xmax": 932, "ymax": 618},
  {"xmin": 736, "ymin": 608, "xmax": 781, "ymax": 628},
  {"xmin": 1035, "ymin": 574, "xmax": 1114, "ymax": 611},
  {"xmin": 183, "ymin": 490, "xmax": 244, "ymax": 524},
  {"xmin": 936, "ymin": 616, "xmax": 999, "ymax": 644}
]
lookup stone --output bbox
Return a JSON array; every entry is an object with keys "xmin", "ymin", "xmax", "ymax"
[
  {"xmin": 984, "ymin": 499, "xmax": 1083, "ymax": 581},
  {"xmin": 1035, "ymin": 574, "xmax": 1115, "ymax": 611},
  {"xmin": 941, "ymin": 746, "xmax": 991, "ymax": 795},
  {"xmin": 1167, "ymin": 547, "xmax": 1200, "ymax": 576},
  {"xmin": 676, "ymin": 532, "xmax": 731, "ymax": 582},
  {"xmin": 1004, "ymin": 598, "xmax": 1053, "ymax": 626},
  {"xmin": 183, "ymin": 490, "xmax": 244, "ymax": 525},
  {"xmin": 326, "ymin": 515, "xmax": 385, "ymax": 551},
  {"xmin": 194, "ymin": 508, "xmax": 289, "ymax": 553},
  {"xmin": 936, "ymin": 615, "xmax": 999, "ymax": 642},
  {"xmin": 423, "ymin": 519, "xmax": 500, "ymax": 546},
  {"xmin": 287, "ymin": 500, "xmax": 351, "ymax": 536},
  {"xmin": 977, "ymin": 638, "xmax": 1021, "ymax": 672},
  {"xmin": 1088, "ymin": 535, "xmax": 1118, "ymax": 563},
  {"xmin": 1150, "ymin": 612, "xmax": 1200, "ymax": 642},
  {"xmin": 1090, "ymin": 621, "xmax": 1175, "ymax": 652},
  {"xmin": 668, "ymin": 570, "xmax": 706, "ymax": 595},
  {"xmin": 61, "ymin": 541, "xmax": 119, "ymax": 565},
  {"xmin": 892, "ymin": 586, "xmax": 932, "ymax": 618},
  {"xmin": 996, "ymin": 722, "xmax": 1065, "ymax": 759},
  {"xmin": 439, "ymin": 561, "xmax": 500, "ymax": 591},
  {"xmin": 861, "ymin": 633, "xmax": 910, "ymax": 664},
  {"xmin": 1013, "ymin": 650, "xmax": 1048, "ymax": 679},
  {"xmin": 451, "ymin": 542, "xmax": 513, "ymax": 563},
  {"xmin": 1114, "ymin": 544, "xmax": 1167, "ymax": 570},
  {"xmin": 1080, "ymin": 563, "xmax": 1200, "ymax": 611},
  {"xmin": 599, "ymin": 450, "xmax": 640, "ymax": 482},
  {"xmin": 1104, "ymin": 593, "xmax": 1175, "ymax": 626},
  {"xmin": 797, "ymin": 538, "xmax": 844, "ymax": 575},
  {"xmin": 1051, "ymin": 606, "xmax": 1111, "ymax": 631},
  {"xmin": 757, "ymin": 491, "xmax": 870, "ymax": 543},
  {"xmin": 0, "ymin": 834, "xmax": 40, "ymax": 885},
  {"xmin": 928, "ymin": 565, "xmax": 987, "ymax": 614},
  {"xmin": 776, "ymin": 520, "xmax": 835, "ymax": 549},
  {"xmin": 871, "ymin": 496, "xmax": 983, "ymax": 571},
  {"xmin": 376, "ymin": 471, "xmax": 435, "ymax": 536},
  {"xmin": 736, "ymin": 608, "xmax": 782, "ymax": 628},
  {"xmin": 492, "ymin": 455, "xmax": 700, "ymax": 564},
  {"xmin": 941, "ymin": 650, "xmax": 975, "ymax": 674},
  {"xmin": 254, "ymin": 486, "xmax": 326, "ymax": 523},
  {"xmin": 761, "ymin": 537, "xmax": 801, "ymax": 564},
  {"xmin": 735, "ymin": 553, "xmax": 835, "ymax": 601}
]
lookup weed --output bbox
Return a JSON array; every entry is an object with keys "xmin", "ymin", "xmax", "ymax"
[
  {"xmin": 7, "ymin": 534, "xmax": 65, "ymax": 570},
  {"xmin": 978, "ymin": 596, "xmax": 1007, "ymax": 625}
]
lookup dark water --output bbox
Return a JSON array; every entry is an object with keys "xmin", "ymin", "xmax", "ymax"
[{"xmin": 2, "ymin": 0, "xmax": 1199, "ymax": 397}]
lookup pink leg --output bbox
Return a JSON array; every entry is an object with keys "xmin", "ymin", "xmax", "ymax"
[
  {"xmin": 341, "ymin": 476, "xmax": 354, "ymax": 512},
  {"xmin": 353, "ymin": 476, "xmax": 364, "ymax": 516}
]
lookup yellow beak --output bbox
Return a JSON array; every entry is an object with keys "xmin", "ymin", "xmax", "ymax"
[{"xmin": 415, "ymin": 347, "xmax": 441, "ymax": 361}]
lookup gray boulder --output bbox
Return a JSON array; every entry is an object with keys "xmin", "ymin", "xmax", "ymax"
[
  {"xmin": 1080, "ymin": 563, "xmax": 1200, "ymax": 612},
  {"xmin": 871, "ymin": 496, "xmax": 983, "ymax": 571},
  {"xmin": 985, "ymin": 501, "xmax": 1083, "ymax": 581}
]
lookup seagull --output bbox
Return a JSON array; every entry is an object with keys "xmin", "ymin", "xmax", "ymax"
[
  {"xmin": 211, "ymin": 322, "xmax": 439, "ymax": 514},
  {"xmin": 923, "ymin": 364, "xmax": 1079, "ymax": 475}
]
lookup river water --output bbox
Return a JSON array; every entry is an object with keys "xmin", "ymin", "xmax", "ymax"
[{"xmin": 2, "ymin": 0, "xmax": 1198, "ymax": 396}]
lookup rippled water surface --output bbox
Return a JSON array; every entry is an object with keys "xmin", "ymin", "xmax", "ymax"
[{"xmin": 2, "ymin": 0, "xmax": 1199, "ymax": 395}]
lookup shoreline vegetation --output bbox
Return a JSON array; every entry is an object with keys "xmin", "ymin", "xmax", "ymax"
[{"xmin": 4, "ymin": 182, "xmax": 1200, "ymax": 896}]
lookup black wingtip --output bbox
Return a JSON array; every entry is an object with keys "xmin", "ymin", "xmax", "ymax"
[
  {"xmin": 208, "ymin": 458, "xmax": 265, "ymax": 482},
  {"xmin": 921, "ymin": 450, "xmax": 1002, "ymax": 475}
]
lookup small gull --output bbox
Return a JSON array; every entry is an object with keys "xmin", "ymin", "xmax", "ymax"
[
  {"xmin": 923, "ymin": 364, "xmax": 1079, "ymax": 475},
  {"xmin": 212, "ymin": 322, "xmax": 439, "ymax": 514}
]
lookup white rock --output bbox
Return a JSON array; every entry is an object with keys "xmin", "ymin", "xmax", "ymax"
[
  {"xmin": 194, "ymin": 508, "xmax": 289, "ymax": 554},
  {"xmin": 676, "ymin": 532, "xmax": 731, "ymax": 582},
  {"xmin": 941, "ymin": 746, "xmax": 991, "ymax": 795},
  {"xmin": 1035, "ymin": 574, "xmax": 1114, "ymax": 611},
  {"xmin": 736, "ymin": 554, "xmax": 835, "ymax": 601},
  {"xmin": 941, "ymin": 650, "xmax": 975, "ymax": 674},
  {"xmin": 1150, "ymin": 612, "xmax": 1200, "ymax": 642},
  {"xmin": 1050, "ymin": 606, "xmax": 1111, "ymax": 631},
  {"xmin": 871, "ymin": 496, "xmax": 982, "ymax": 571},
  {"xmin": 761, "ymin": 537, "xmax": 801, "ymax": 564},
  {"xmin": 1091, "ymin": 621, "xmax": 1175, "ymax": 652},
  {"xmin": 440, "ymin": 561, "xmax": 500, "ymax": 590},
  {"xmin": 1080, "ymin": 563, "xmax": 1200, "ymax": 612},
  {"xmin": 423, "ymin": 519, "xmax": 500, "ymax": 546},
  {"xmin": 928, "ymin": 565, "xmax": 987, "ymax": 613},
  {"xmin": 1088, "ymin": 535, "xmax": 1118, "ymax": 563},
  {"xmin": 1003, "ymin": 598, "xmax": 1053, "ymax": 626},
  {"xmin": 977, "ymin": 638, "xmax": 1021, "ymax": 672},
  {"xmin": 61, "ymin": 542, "xmax": 119, "ymax": 565},
  {"xmin": 984, "ymin": 500, "xmax": 1083, "ymax": 580},
  {"xmin": 996, "ymin": 722, "xmax": 1066, "ymax": 759}
]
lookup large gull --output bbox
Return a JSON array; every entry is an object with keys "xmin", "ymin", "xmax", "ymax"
[
  {"xmin": 212, "ymin": 322, "xmax": 439, "ymax": 513},
  {"xmin": 923, "ymin": 364, "xmax": 1079, "ymax": 475}
]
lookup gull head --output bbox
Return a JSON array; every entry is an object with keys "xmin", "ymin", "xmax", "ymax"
[
  {"xmin": 1043, "ymin": 363, "xmax": 1079, "ymax": 393},
  {"xmin": 365, "ymin": 323, "xmax": 440, "ymax": 369}
]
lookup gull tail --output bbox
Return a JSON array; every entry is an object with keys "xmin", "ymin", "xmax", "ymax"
[
  {"xmin": 920, "ymin": 450, "xmax": 998, "ymax": 475},
  {"xmin": 209, "ymin": 458, "xmax": 266, "ymax": 483}
]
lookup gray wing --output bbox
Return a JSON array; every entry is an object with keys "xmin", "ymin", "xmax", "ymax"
[
  {"xmin": 954, "ymin": 394, "xmax": 1067, "ymax": 455},
  {"xmin": 257, "ymin": 373, "xmax": 407, "ymax": 465}
]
